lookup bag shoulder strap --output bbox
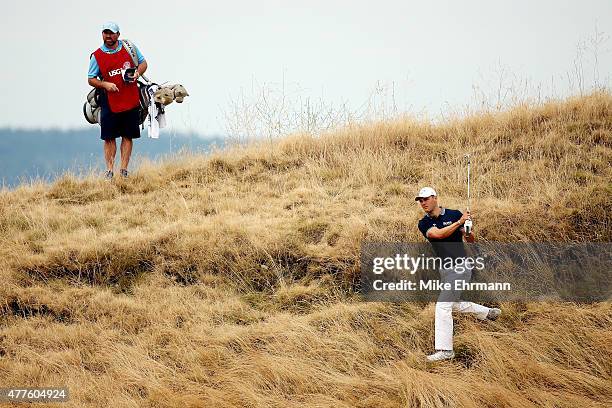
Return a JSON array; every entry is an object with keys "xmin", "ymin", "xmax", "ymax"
[{"xmin": 121, "ymin": 39, "xmax": 139, "ymax": 66}]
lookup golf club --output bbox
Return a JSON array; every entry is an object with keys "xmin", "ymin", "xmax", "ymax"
[{"xmin": 464, "ymin": 154, "xmax": 473, "ymax": 235}]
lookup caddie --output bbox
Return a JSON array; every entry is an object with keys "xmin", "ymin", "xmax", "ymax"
[
  {"xmin": 415, "ymin": 186, "xmax": 501, "ymax": 362},
  {"xmin": 87, "ymin": 22, "xmax": 147, "ymax": 179}
]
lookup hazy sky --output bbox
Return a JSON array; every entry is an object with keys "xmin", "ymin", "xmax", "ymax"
[{"xmin": 2, "ymin": 0, "xmax": 611, "ymax": 136}]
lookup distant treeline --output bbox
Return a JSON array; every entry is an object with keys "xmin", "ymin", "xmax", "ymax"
[{"xmin": 0, "ymin": 128, "xmax": 225, "ymax": 188}]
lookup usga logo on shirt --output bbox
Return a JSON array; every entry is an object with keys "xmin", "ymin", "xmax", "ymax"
[
  {"xmin": 109, "ymin": 62, "xmax": 132, "ymax": 77},
  {"xmin": 108, "ymin": 61, "xmax": 132, "ymax": 76}
]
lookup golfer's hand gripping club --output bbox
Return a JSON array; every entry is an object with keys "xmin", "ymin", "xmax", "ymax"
[
  {"xmin": 464, "ymin": 217, "xmax": 473, "ymax": 235},
  {"xmin": 458, "ymin": 211, "xmax": 472, "ymax": 236}
]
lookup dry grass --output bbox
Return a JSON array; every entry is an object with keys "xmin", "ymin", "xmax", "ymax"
[{"xmin": 0, "ymin": 92, "xmax": 611, "ymax": 407}]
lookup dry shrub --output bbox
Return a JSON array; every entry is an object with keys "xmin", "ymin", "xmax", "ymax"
[{"xmin": 0, "ymin": 92, "xmax": 610, "ymax": 407}]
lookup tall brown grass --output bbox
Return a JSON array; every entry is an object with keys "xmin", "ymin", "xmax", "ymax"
[{"xmin": 0, "ymin": 92, "xmax": 610, "ymax": 407}]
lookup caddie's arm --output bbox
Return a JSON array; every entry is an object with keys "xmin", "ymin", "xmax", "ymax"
[
  {"xmin": 88, "ymin": 77, "xmax": 119, "ymax": 93},
  {"xmin": 426, "ymin": 211, "xmax": 470, "ymax": 240},
  {"xmin": 133, "ymin": 60, "xmax": 148, "ymax": 81}
]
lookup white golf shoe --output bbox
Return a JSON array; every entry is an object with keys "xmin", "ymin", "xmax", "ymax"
[
  {"xmin": 487, "ymin": 308, "xmax": 502, "ymax": 320},
  {"xmin": 426, "ymin": 350, "xmax": 455, "ymax": 362}
]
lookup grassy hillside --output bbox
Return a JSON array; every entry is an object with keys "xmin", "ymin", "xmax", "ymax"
[{"xmin": 0, "ymin": 92, "xmax": 610, "ymax": 407}]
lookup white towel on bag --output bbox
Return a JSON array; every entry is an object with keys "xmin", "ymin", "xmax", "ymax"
[{"xmin": 146, "ymin": 84, "xmax": 166, "ymax": 139}]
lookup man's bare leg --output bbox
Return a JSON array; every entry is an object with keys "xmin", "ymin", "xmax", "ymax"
[
  {"xmin": 120, "ymin": 137, "xmax": 133, "ymax": 173},
  {"xmin": 104, "ymin": 139, "xmax": 117, "ymax": 172}
]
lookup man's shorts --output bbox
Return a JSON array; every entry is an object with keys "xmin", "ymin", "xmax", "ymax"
[{"xmin": 100, "ymin": 106, "xmax": 141, "ymax": 141}]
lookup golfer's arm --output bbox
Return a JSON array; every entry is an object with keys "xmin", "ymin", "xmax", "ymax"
[
  {"xmin": 426, "ymin": 222, "xmax": 462, "ymax": 240},
  {"xmin": 88, "ymin": 77, "xmax": 107, "ymax": 89},
  {"xmin": 462, "ymin": 229, "xmax": 475, "ymax": 243}
]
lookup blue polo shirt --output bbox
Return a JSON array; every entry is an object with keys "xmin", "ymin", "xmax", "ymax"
[
  {"xmin": 418, "ymin": 207, "xmax": 466, "ymax": 259},
  {"xmin": 88, "ymin": 40, "xmax": 145, "ymax": 79}
]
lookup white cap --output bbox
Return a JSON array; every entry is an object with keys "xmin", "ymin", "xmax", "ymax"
[
  {"xmin": 101, "ymin": 21, "xmax": 120, "ymax": 33},
  {"xmin": 415, "ymin": 186, "xmax": 437, "ymax": 201}
]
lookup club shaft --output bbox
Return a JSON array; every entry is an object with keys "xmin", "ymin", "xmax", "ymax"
[{"xmin": 466, "ymin": 155, "xmax": 471, "ymax": 211}]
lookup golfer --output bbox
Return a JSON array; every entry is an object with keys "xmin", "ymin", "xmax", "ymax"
[
  {"xmin": 415, "ymin": 187, "xmax": 501, "ymax": 362},
  {"xmin": 87, "ymin": 22, "xmax": 147, "ymax": 179}
]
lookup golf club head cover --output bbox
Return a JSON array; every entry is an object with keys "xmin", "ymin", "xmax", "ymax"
[
  {"xmin": 153, "ymin": 87, "xmax": 175, "ymax": 106},
  {"xmin": 171, "ymin": 84, "xmax": 189, "ymax": 102}
]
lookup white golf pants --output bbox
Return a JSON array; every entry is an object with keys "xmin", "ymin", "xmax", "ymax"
[
  {"xmin": 434, "ymin": 267, "xmax": 490, "ymax": 351},
  {"xmin": 435, "ymin": 301, "xmax": 490, "ymax": 350}
]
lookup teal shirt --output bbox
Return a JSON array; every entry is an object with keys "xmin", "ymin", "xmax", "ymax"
[{"xmin": 88, "ymin": 40, "xmax": 145, "ymax": 79}]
